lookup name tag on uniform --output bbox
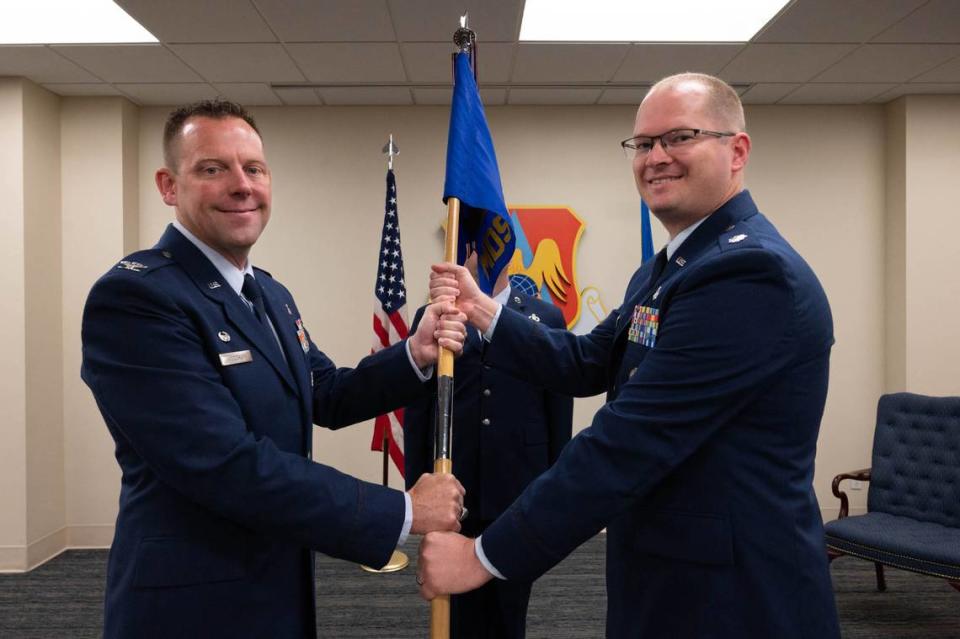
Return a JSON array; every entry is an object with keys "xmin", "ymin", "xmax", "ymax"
[
  {"xmin": 628, "ymin": 305, "xmax": 659, "ymax": 348},
  {"xmin": 219, "ymin": 350, "xmax": 253, "ymax": 366}
]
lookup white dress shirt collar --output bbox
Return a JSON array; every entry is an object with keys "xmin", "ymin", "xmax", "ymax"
[
  {"xmin": 172, "ymin": 220, "xmax": 254, "ymax": 296},
  {"xmin": 493, "ymin": 283, "xmax": 512, "ymax": 306},
  {"xmin": 665, "ymin": 215, "xmax": 709, "ymax": 261}
]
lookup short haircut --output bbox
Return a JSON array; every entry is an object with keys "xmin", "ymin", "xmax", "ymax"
[
  {"xmin": 647, "ymin": 72, "xmax": 746, "ymax": 132},
  {"xmin": 162, "ymin": 99, "xmax": 261, "ymax": 170}
]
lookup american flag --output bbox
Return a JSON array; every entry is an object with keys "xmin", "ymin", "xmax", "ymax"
[{"xmin": 370, "ymin": 168, "xmax": 408, "ymax": 476}]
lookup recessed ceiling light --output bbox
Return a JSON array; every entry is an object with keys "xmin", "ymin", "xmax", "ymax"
[
  {"xmin": 0, "ymin": 0, "xmax": 157, "ymax": 44},
  {"xmin": 519, "ymin": 0, "xmax": 790, "ymax": 42}
]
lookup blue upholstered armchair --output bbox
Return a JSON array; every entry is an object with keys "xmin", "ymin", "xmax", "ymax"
[{"xmin": 825, "ymin": 393, "xmax": 960, "ymax": 593}]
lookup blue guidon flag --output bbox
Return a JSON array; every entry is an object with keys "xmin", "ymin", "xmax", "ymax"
[
  {"xmin": 640, "ymin": 199, "xmax": 654, "ymax": 263},
  {"xmin": 443, "ymin": 51, "xmax": 516, "ymax": 294}
]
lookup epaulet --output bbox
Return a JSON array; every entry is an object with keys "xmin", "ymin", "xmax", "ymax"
[
  {"xmin": 252, "ymin": 265, "xmax": 273, "ymax": 278},
  {"xmin": 717, "ymin": 225, "xmax": 761, "ymax": 253},
  {"xmin": 111, "ymin": 248, "xmax": 176, "ymax": 276}
]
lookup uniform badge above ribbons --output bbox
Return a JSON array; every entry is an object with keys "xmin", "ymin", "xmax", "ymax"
[{"xmin": 628, "ymin": 305, "xmax": 659, "ymax": 348}]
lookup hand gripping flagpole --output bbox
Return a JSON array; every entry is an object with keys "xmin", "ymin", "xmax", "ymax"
[
  {"xmin": 430, "ymin": 14, "xmax": 477, "ymax": 639},
  {"xmin": 361, "ymin": 134, "xmax": 409, "ymax": 575}
]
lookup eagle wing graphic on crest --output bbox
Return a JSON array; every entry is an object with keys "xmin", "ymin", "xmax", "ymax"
[{"xmin": 510, "ymin": 239, "xmax": 572, "ymax": 303}]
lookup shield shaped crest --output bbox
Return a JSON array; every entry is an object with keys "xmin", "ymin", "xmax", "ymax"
[{"xmin": 507, "ymin": 207, "xmax": 585, "ymax": 329}]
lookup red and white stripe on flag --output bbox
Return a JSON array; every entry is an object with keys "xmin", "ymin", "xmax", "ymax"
[{"xmin": 370, "ymin": 169, "xmax": 408, "ymax": 476}]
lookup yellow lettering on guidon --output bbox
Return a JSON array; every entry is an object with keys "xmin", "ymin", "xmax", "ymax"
[{"xmin": 478, "ymin": 216, "xmax": 513, "ymax": 277}]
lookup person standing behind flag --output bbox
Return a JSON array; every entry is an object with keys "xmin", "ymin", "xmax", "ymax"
[
  {"xmin": 405, "ymin": 246, "xmax": 573, "ymax": 639},
  {"xmin": 419, "ymin": 73, "xmax": 841, "ymax": 639},
  {"xmin": 80, "ymin": 99, "xmax": 469, "ymax": 639}
]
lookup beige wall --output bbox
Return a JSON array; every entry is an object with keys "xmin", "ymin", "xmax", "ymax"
[
  {"xmin": 0, "ymin": 79, "xmax": 65, "ymax": 571},
  {"xmin": 902, "ymin": 96, "xmax": 960, "ymax": 396},
  {"xmin": 0, "ymin": 79, "xmax": 29, "ymax": 569},
  {"xmin": 61, "ymin": 97, "xmax": 140, "ymax": 550},
  {"xmin": 4, "ymin": 92, "xmax": 960, "ymax": 570},
  {"xmin": 23, "ymin": 81, "xmax": 65, "ymax": 565},
  {"xmin": 885, "ymin": 99, "xmax": 907, "ymax": 393}
]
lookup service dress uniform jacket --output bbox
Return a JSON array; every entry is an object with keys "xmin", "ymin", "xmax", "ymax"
[
  {"xmin": 478, "ymin": 191, "xmax": 841, "ymax": 639},
  {"xmin": 81, "ymin": 225, "xmax": 426, "ymax": 639},
  {"xmin": 405, "ymin": 292, "xmax": 573, "ymax": 637}
]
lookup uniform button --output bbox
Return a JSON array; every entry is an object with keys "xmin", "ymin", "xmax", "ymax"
[
  {"xmin": 483, "ymin": 389, "xmax": 491, "ymax": 397},
  {"xmin": 161, "ymin": 250, "xmax": 172, "ymax": 259},
  {"xmin": 483, "ymin": 364, "xmax": 491, "ymax": 371},
  {"xmin": 629, "ymin": 367, "xmax": 637, "ymax": 378},
  {"xmin": 482, "ymin": 418, "xmax": 491, "ymax": 426}
]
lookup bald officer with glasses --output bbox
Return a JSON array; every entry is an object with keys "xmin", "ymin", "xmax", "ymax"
[{"xmin": 419, "ymin": 72, "xmax": 841, "ymax": 639}]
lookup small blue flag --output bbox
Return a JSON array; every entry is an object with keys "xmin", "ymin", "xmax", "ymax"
[
  {"xmin": 443, "ymin": 52, "xmax": 515, "ymax": 294},
  {"xmin": 640, "ymin": 199, "xmax": 654, "ymax": 264}
]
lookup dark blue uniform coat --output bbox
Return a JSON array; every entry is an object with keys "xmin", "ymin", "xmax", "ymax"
[
  {"xmin": 479, "ymin": 192, "xmax": 841, "ymax": 639},
  {"xmin": 405, "ymin": 292, "xmax": 573, "ymax": 638},
  {"xmin": 81, "ymin": 225, "xmax": 425, "ymax": 639},
  {"xmin": 404, "ymin": 292, "xmax": 573, "ymax": 518}
]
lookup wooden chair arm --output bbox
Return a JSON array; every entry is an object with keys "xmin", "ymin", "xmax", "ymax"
[{"xmin": 831, "ymin": 468, "xmax": 871, "ymax": 519}]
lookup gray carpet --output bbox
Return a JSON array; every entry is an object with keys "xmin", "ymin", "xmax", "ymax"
[{"xmin": 0, "ymin": 537, "xmax": 957, "ymax": 638}]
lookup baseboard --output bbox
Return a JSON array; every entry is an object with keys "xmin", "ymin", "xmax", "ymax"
[
  {"xmin": 0, "ymin": 546, "xmax": 27, "ymax": 573},
  {"xmin": 26, "ymin": 526, "xmax": 69, "ymax": 569},
  {"xmin": 67, "ymin": 524, "xmax": 114, "ymax": 548},
  {"xmin": 1, "ymin": 511, "xmax": 864, "ymax": 574},
  {"xmin": 0, "ymin": 524, "xmax": 114, "ymax": 573}
]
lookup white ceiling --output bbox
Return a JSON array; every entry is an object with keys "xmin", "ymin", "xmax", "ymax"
[{"xmin": 0, "ymin": 0, "xmax": 958, "ymax": 106}]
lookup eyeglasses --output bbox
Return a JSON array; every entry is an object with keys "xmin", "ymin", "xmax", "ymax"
[{"xmin": 620, "ymin": 128, "xmax": 735, "ymax": 159}]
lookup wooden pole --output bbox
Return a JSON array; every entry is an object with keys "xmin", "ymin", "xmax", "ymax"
[{"xmin": 429, "ymin": 195, "xmax": 460, "ymax": 639}]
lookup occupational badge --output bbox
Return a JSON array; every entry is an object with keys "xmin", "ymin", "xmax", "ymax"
[{"xmin": 628, "ymin": 304, "xmax": 659, "ymax": 348}]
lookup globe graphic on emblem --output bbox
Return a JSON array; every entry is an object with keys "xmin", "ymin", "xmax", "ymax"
[{"xmin": 509, "ymin": 274, "xmax": 540, "ymax": 297}]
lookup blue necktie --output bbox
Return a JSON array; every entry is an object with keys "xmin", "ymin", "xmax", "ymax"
[
  {"xmin": 649, "ymin": 249, "xmax": 668, "ymax": 286},
  {"xmin": 242, "ymin": 274, "xmax": 271, "ymax": 332}
]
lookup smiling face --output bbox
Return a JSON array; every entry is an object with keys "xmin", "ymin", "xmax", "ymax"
[
  {"xmin": 632, "ymin": 81, "xmax": 750, "ymax": 237},
  {"xmin": 155, "ymin": 115, "xmax": 271, "ymax": 269}
]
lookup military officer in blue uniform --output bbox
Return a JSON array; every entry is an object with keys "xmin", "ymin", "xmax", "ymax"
[
  {"xmin": 419, "ymin": 73, "xmax": 841, "ymax": 639},
  {"xmin": 81, "ymin": 100, "xmax": 468, "ymax": 639},
  {"xmin": 405, "ymin": 253, "xmax": 573, "ymax": 638}
]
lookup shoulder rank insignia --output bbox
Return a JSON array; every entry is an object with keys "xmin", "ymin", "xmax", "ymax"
[
  {"xmin": 528, "ymin": 313, "xmax": 540, "ymax": 322},
  {"xmin": 117, "ymin": 260, "xmax": 147, "ymax": 272},
  {"xmin": 728, "ymin": 234, "xmax": 748, "ymax": 244}
]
